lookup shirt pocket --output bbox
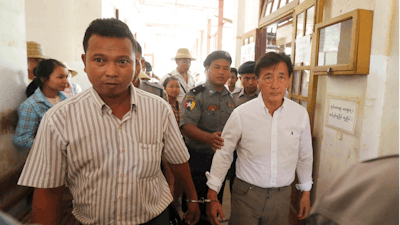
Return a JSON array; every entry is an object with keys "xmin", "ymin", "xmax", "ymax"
[
  {"xmin": 203, "ymin": 110, "xmax": 218, "ymax": 129},
  {"xmin": 281, "ymin": 128, "xmax": 301, "ymax": 155},
  {"xmin": 136, "ymin": 142, "xmax": 163, "ymax": 179}
]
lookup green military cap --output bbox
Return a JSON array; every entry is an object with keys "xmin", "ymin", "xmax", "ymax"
[{"xmin": 203, "ymin": 50, "xmax": 232, "ymax": 67}]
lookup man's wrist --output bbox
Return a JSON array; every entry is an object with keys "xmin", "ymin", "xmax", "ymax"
[{"xmin": 207, "ymin": 189, "xmax": 218, "ymax": 200}]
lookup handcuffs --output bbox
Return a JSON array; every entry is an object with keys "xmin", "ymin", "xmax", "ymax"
[{"xmin": 186, "ymin": 197, "xmax": 219, "ymax": 203}]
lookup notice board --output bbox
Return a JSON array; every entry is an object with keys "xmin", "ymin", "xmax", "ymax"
[{"xmin": 326, "ymin": 96, "xmax": 359, "ymax": 134}]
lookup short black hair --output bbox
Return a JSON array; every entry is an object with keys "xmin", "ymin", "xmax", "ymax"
[
  {"xmin": 33, "ymin": 59, "xmax": 65, "ymax": 88},
  {"xmin": 145, "ymin": 61, "xmax": 152, "ymax": 72},
  {"xmin": 136, "ymin": 41, "xmax": 142, "ymax": 56},
  {"xmin": 83, "ymin": 18, "xmax": 136, "ymax": 53},
  {"xmin": 162, "ymin": 76, "xmax": 180, "ymax": 88},
  {"xmin": 255, "ymin": 52, "xmax": 293, "ymax": 79},
  {"xmin": 230, "ymin": 68, "xmax": 238, "ymax": 76}
]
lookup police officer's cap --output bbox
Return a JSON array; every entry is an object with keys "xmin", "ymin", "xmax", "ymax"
[
  {"xmin": 203, "ymin": 50, "xmax": 232, "ymax": 67},
  {"xmin": 238, "ymin": 61, "xmax": 256, "ymax": 75}
]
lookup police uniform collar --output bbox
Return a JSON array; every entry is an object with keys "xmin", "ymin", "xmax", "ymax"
[
  {"xmin": 239, "ymin": 88, "xmax": 260, "ymax": 98},
  {"xmin": 90, "ymin": 84, "xmax": 137, "ymax": 115},
  {"xmin": 205, "ymin": 81, "xmax": 229, "ymax": 96}
]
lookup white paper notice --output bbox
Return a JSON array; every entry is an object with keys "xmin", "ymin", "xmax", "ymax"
[
  {"xmin": 295, "ymin": 35, "xmax": 312, "ymax": 64},
  {"xmin": 322, "ymin": 23, "xmax": 341, "ymax": 52},
  {"xmin": 327, "ymin": 97, "xmax": 358, "ymax": 134},
  {"xmin": 241, "ymin": 42, "xmax": 255, "ymax": 65}
]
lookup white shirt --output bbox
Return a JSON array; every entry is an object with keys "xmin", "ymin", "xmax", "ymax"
[
  {"xmin": 18, "ymin": 84, "xmax": 190, "ymax": 224},
  {"xmin": 161, "ymin": 69, "xmax": 195, "ymax": 104},
  {"xmin": 225, "ymin": 85, "xmax": 241, "ymax": 94},
  {"xmin": 206, "ymin": 93, "xmax": 313, "ymax": 193}
]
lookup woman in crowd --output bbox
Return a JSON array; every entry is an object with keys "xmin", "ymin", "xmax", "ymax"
[
  {"xmin": 163, "ymin": 76, "xmax": 181, "ymax": 125},
  {"xmin": 163, "ymin": 76, "xmax": 183, "ymax": 207},
  {"xmin": 13, "ymin": 59, "xmax": 68, "ymax": 150},
  {"xmin": 62, "ymin": 62, "xmax": 82, "ymax": 97}
]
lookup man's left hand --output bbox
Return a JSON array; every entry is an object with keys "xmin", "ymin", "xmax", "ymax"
[
  {"xmin": 183, "ymin": 203, "xmax": 200, "ymax": 225},
  {"xmin": 297, "ymin": 191, "xmax": 311, "ymax": 220}
]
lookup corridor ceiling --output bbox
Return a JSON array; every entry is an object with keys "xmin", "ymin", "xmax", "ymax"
[{"xmin": 133, "ymin": 0, "xmax": 219, "ymax": 39}]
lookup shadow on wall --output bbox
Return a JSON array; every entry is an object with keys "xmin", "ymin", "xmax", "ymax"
[{"xmin": 0, "ymin": 109, "xmax": 28, "ymax": 177}]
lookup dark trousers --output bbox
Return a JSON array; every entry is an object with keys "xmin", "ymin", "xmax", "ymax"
[{"xmin": 182, "ymin": 171, "xmax": 226, "ymax": 225}]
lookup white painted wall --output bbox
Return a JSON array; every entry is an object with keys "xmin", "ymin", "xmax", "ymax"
[
  {"xmin": 233, "ymin": 0, "xmax": 259, "ymax": 69},
  {"xmin": 0, "ymin": 0, "xmax": 30, "ymax": 176},
  {"xmin": 25, "ymin": 0, "xmax": 102, "ymax": 91},
  {"xmin": 313, "ymin": 0, "xmax": 399, "ymax": 199},
  {"xmin": 0, "ymin": 0, "xmax": 28, "ymax": 111}
]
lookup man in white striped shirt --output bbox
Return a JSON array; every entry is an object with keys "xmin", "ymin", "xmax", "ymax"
[
  {"xmin": 18, "ymin": 18, "xmax": 200, "ymax": 225},
  {"xmin": 206, "ymin": 52, "xmax": 313, "ymax": 225}
]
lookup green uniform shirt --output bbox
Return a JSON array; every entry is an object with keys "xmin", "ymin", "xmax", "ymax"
[
  {"xmin": 180, "ymin": 81, "xmax": 236, "ymax": 171},
  {"xmin": 137, "ymin": 79, "xmax": 168, "ymax": 101},
  {"xmin": 232, "ymin": 88, "xmax": 260, "ymax": 106}
]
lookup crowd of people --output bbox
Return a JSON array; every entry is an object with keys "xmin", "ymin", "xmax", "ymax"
[{"xmin": 8, "ymin": 18, "xmax": 398, "ymax": 225}]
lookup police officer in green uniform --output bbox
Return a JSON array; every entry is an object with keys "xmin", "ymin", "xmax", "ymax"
[
  {"xmin": 180, "ymin": 50, "xmax": 235, "ymax": 224},
  {"xmin": 132, "ymin": 40, "xmax": 168, "ymax": 101},
  {"xmin": 136, "ymin": 78, "xmax": 168, "ymax": 101},
  {"xmin": 232, "ymin": 61, "xmax": 260, "ymax": 106}
]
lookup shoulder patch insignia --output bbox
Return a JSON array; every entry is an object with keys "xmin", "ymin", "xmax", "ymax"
[
  {"xmin": 185, "ymin": 99, "xmax": 196, "ymax": 111},
  {"xmin": 227, "ymin": 101, "xmax": 235, "ymax": 108}
]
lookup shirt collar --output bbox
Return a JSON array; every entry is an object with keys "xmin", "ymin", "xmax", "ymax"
[
  {"xmin": 257, "ymin": 92, "xmax": 287, "ymax": 115},
  {"xmin": 205, "ymin": 81, "xmax": 229, "ymax": 96},
  {"xmin": 33, "ymin": 88, "xmax": 67, "ymax": 106},
  {"xmin": 90, "ymin": 84, "xmax": 137, "ymax": 115},
  {"xmin": 171, "ymin": 69, "xmax": 192, "ymax": 77},
  {"xmin": 239, "ymin": 88, "xmax": 260, "ymax": 98}
]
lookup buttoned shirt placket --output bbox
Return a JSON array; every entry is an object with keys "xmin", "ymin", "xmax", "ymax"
[
  {"xmin": 265, "ymin": 106, "xmax": 280, "ymax": 187},
  {"xmin": 112, "ymin": 106, "xmax": 134, "ymax": 223}
]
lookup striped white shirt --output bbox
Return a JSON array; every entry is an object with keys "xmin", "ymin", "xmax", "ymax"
[{"xmin": 18, "ymin": 84, "xmax": 190, "ymax": 224}]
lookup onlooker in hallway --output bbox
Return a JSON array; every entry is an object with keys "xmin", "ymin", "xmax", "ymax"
[
  {"xmin": 133, "ymin": 41, "xmax": 168, "ymax": 101},
  {"xmin": 17, "ymin": 18, "xmax": 200, "ymax": 225},
  {"xmin": 62, "ymin": 62, "xmax": 82, "ymax": 97},
  {"xmin": 180, "ymin": 50, "xmax": 235, "ymax": 225},
  {"xmin": 161, "ymin": 48, "xmax": 196, "ymax": 104},
  {"xmin": 163, "ymin": 77, "xmax": 181, "ymax": 125},
  {"xmin": 307, "ymin": 155, "xmax": 399, "ymax": 225},
  {"xmin": 232, "ymin": 61, "xmax": 260, "ymax": 106},
  {"xmin": 206, "ymin": 52, "xmax": 313, "ymax": 225},
  {"xmin": 163, "ymin": 76, "xmax": 184, "ymax": 207},
  {"xmin": 26, "ymin": 41, "xmax": 47, "ymax": 97},
  {"xmin": 145, "ymin": 61, "xmax": 160, "ymax": 82},
  {"xmin": 226, "ymin": 68, "xmax": 240, "ymax": 93},
  {"xmin": 13, "ymin": 59, "xmax": 68, "ymax": 150}
]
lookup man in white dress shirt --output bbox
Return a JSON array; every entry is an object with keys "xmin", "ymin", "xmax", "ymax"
[{"xmin": 205, "ymin": 52, "xmax": 313, "ymax": 225}]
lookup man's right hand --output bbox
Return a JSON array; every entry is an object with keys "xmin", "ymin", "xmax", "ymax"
[
  {"xmin": 207, "ymin": 132, "xmax": 224, "ymax": 152},
  {"xmin": 184, "ymin": 202, "xmax": 200, "ymax": 225}
]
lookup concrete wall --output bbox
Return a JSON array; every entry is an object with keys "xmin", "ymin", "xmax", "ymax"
[
  {"xmin": 0, "ymin": 0, "xmax": 29, "ymax": 175},
  {"xmin": 25, "ymin": 0, "xmax": 102, "ymax": 91},
  {"xmin": 313, "ymin": 0, "xmax": 399, "ymax": 199}
]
